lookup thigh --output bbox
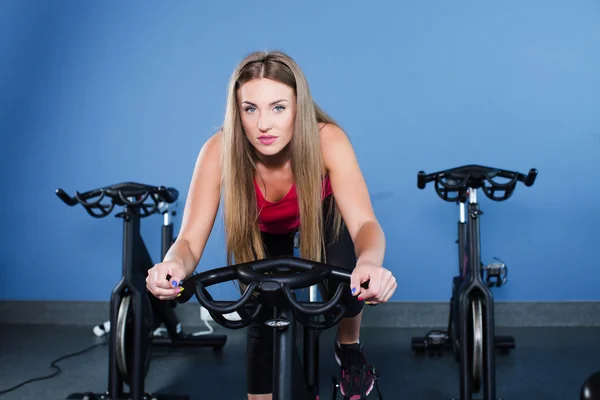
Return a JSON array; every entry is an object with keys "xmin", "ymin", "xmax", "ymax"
[
  {"xmin": 246, "ymin": 305, "xmax": 311, "ymax": 396},
  {"xmin": 322, "ymin": 196, "xmax": 363, "ymax": 318},
  {"xmin": 246, "ymin": 231, "xmax": 294, "ymax": 394}
]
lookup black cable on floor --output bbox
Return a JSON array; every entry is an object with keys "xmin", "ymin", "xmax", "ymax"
[{"xmin": 0, "ymin": 339, "xmax": 107, "ymax": 397}]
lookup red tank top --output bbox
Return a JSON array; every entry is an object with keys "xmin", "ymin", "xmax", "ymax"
[{"xmin": 254, "ymin": 176, "xmax": 333, "ymax": 234}]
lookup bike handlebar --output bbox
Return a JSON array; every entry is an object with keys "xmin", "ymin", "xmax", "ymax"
[
  {"xmin": 177, "ymin": 256, "xmax": 360, "ymax": 331},
  {"xmin": 417, "ymin": 165, "xmax": 537, "ymax": 202},
  {"xmin": 56, "ymin": 182, "xmax": 178, "ymax": 218}
]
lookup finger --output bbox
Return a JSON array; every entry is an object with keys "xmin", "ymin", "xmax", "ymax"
[
  {"xmin": 146, "ymin": 275, "xmax": 160, "ymax": 292},
  {"xmin": 375, "ymin": 273, "xmax": 393, "ymax": 301},
  {"xmin": 149, "ymin": 285, "xmax": 181, "ymax": 298},
  {"xmin": 382, "ymin": 281, "xmax": 397, "ymax": 302},
  {"xmin": 146, "ymin": 280, "xmax": 179, "ymax": 298},
  {"xmin": 153, "ymin": 268, "xmax": 164, "ymax": 288},
  {"xmin": 154, "ymin": 267, "xmax": 173, "ymax": 289},
  {"xmin": 146, "ymin": 277, "xmax": 156, "ymax": 293},
  {"xmin": 157, "ymin": 294, "xmax": 177, "ymax": 301},
  {"xmin": 167, "ymin": 265, "xmax": 186, "ymax": 287},
  {"xmin": 359, "ymin": 278, "xmax": 380, "ymax": 300},
  {"xmin": 378, "ymin": 278, "xmax": 396, "ymax": 303},
  {"xmin": 372, "ymin": 280, "xmax": 385, "ymax": 301},
  {"xmin": 350, "ymin": 272, "xmax": 365, "ymax": 297},
  {"xmin": 157, "ymin": 291, "xmax": 181, "ymax": 300}
]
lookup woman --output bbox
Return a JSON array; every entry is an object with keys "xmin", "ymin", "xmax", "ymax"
[{"xmin": 146, "ymin": 50, "xmax": 397, "ymax": 399}]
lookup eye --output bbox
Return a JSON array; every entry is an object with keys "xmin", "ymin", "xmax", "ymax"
[
  {"xmin": 273, "ymin": 105, "xmax": 286, "ymax": 112},
  {"xmin": 244, "ymin": 106, "xmax": 257, "ymax": 113}
]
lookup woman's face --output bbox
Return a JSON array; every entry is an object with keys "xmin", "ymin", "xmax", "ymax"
[{"xmin": 237, "ymin": 78, "xmax": 297, "ymax": 159}]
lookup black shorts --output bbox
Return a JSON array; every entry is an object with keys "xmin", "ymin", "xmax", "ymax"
[{"xmin": 246, "ymin": 197, "xmax": 362, "ymax": 395}]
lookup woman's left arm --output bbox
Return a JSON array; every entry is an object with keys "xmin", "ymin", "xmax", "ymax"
[{"xmin": 321, "ymin": 124, "xmax": 397, "ymax": 304}]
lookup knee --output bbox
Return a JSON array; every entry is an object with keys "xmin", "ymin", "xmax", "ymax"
[
  {"xmin": 342, "ymin": 292, "xmax": 364, "ymax": 319},
  {"xmin": 325, "ymin": 281, "xmax": 364, "ymax": 319}
]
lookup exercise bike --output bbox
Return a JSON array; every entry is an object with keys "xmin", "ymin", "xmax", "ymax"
[
  {"xmin": 88, "ymin": 189, "xmax": 215, "ymax": 346},
  {"xmin": 410, "ymin": 165, "xmax": 537, "ymax": 400},
  {"xmin": 177, "ymin": 255, "xmax": 379, "ymax": 400},
  {"xmin": 56, "ymin": 182, "xmax": 227, "ymax": 400}
]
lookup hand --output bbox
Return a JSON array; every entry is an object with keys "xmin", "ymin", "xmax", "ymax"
[
  {"xmin": 146, "ymin": 260, "xmax": 187, "ymax": 300},
  {"xmin": 350, "ymin": 260, "xmax": 396, "ymax": 305}
]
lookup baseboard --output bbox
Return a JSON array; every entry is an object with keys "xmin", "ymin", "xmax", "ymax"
[
  {"xmin": 1, "ymin": 300, "xmax": 599, "ymax": 327},
  {"xmin": 358, "ymin": 301, "xmax": 600, "ymax": 328}
]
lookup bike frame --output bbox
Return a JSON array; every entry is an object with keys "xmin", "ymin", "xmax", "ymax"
[
  {"xmin": 271, "ymin": 284, "xmax": 322, "ymax": 399},
  {"xmin": 296, "ymin": 233, "xmax": 322, "ymax": 399},
  {"xmin": 304, "ymin": 285, "xmax": 321, "ymax": 398},
  {"xmin": 108, "ymin": 204, "xmax": 149, "ymax": 400},
  {"xmin": 458, "ymin": 199, "xmax": 467, "ymax": 278},
  {"xmin": 456, "ymin": 187, "xmax": 497, "ymax": 400}
]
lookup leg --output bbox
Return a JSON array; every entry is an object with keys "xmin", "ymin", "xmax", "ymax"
[
  {"xmin": 249, "ymin": 395, "xmax": 272, "ymax": 400},
  {"xmin": 321, "ymin": 198, "xmax": 364, "ymax": 344},
  {"xmin": 322, "ymin": 197, "xmax": 377, "ymax": 399},
  {"xmin": 246, "ymin": 306, "xmax": 275, "ymax": 399},
  {"xmin": 246, "ymin": 231, "xmax": 296, "ymax": 399},
  {"xmin": 337, "ymin": 310, "xmax": 363, "ymax": 345},
  {"xmin": 246, "ymin": 306, "xmax": 308, "ymax": 400}
]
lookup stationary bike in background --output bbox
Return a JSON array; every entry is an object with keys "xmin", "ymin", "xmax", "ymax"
[
  {"xmin": 89, "ymin": 190, "xmax": 208, "ymax": 345},
  {"xmin": 57, "ymin": 182, "xmax": 227, "ymax": 400},
  {"xmin": 410, "ymin": 165, "xmax": 537, "ymax": 400}
]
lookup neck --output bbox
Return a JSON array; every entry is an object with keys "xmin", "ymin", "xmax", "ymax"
[{"xmin": 254, "ymin": 143, "xmax": 292, "ymax": 169}]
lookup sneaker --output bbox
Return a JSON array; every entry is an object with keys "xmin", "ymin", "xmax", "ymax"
[{"xmin": 334, "ymin": 340, "xmax": 378, "ymax": 399}]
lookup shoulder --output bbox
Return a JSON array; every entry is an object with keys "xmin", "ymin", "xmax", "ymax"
[
  {"xmin": 318, "ymin": 123, "xmax": 354, "ymax": 171},
  {"xmin": 192, "ymin": 129, "xmax": 223, "ymax": 182},
  {"xmin": 203, "ymin": 128, "xmax": 223, "ymax": 153},
  {"xmin": 319, "ymin": 122, "xmax": 348, "ymax": 143},
  {"xmin": 197, "ymin": 129, "xmax": 223, "ymax": 165}
]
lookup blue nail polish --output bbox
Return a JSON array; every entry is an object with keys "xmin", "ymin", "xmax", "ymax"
[
  {"xmin": 351, "ymin": 287, "xmax": 356, "ymax": 294},
  {"xmin": 172, "ymin": 281, "xmax": 178, "ymax": 287}
]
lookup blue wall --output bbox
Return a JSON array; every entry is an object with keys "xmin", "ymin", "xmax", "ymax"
[{"xmin": 1, "ymin": 1, "xmax": 599, "ymax": 302}]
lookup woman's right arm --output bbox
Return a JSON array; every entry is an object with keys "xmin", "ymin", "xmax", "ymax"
[{"xmin": 163, "ymin": 131, "xmax": 223, "ymax": 278}]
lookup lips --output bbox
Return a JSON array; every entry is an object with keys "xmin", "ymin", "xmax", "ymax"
[{"xmin": 258, "ymin": 135, "xmax": 278, "ymax": 145}]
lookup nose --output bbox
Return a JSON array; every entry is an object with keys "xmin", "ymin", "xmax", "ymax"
[{"xmin": 258, "ymin": 115, "xmax": 272, "ymax": 132}]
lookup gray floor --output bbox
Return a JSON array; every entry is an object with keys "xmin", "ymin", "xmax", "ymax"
[{"xmin": 0, "ymin": 323, "xmax": 598, "ymax": 400}]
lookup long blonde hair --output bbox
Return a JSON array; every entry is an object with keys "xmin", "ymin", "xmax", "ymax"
[{"xmin": 221, "ymin": 50, "xmax": 342, "ymax": 268}]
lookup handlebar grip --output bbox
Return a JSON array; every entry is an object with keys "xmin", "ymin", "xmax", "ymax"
[
  {"xmin": 524, "ymin": 168, "xmax": 538, "ymax": 187},
  {"xmin": 158, "ymin": 187, "xmax": 179, "ymax": 203},
  {"xmin": 417, "ymin": 171, "xmax": 426, "ymax": 189},
  {"xmin": 55, "ymin": 189, "xmax": 78, "ymax": 206}
]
